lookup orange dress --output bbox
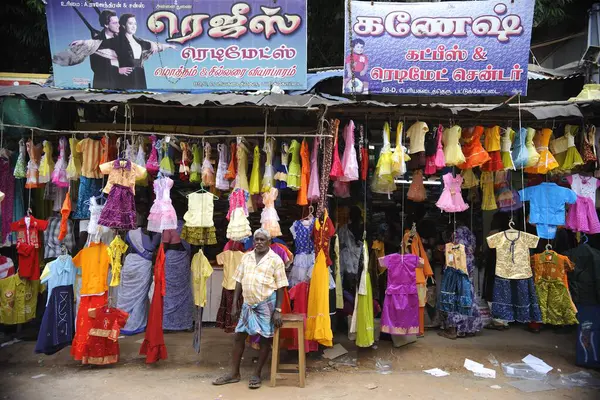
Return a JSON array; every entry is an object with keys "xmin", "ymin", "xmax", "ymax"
[
  {"xmin": 458, "ymin": 126, "xmax": 490, "ymax": 169},
  {"xmin": 297, "ymin": 139, "xmax": 310, "ymax": 206},
  {"xmin": 224, "ymin": 142, "xmax": 237, "ymax": 181},
  {"xmin": 524, "ymin": 128, "xmax": 559, "ymax": 174},
  {"xmin": 481, "ymin": 126, "xmax": 504, "ymax": 171}
]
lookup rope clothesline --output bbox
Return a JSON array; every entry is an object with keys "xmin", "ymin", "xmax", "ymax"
[{"xmin": 0, "ymin": 123, "xmax": 333, "ymax": 139}]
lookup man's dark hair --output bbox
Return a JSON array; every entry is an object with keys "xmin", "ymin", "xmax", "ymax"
[
  {"xmin": 99, "ymin": 10, "xmax": 117, "ymax": 27},
  {"xmin": 351, "ymin": 38, "xmax": 365, "ymax": 48}
]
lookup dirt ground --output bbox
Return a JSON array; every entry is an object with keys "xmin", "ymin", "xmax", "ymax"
[{"xmin": 1, "ymin": 325, "xmax": 599, "ymax": 400}]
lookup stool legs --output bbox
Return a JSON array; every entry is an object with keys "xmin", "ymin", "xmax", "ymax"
[
  {"xmin": 270, "ymin": 328, "xmax": 280, "ymax": 387},
  {"xmin": 297, "ymin": 325, "xmax": 305, "ymax": 388}
]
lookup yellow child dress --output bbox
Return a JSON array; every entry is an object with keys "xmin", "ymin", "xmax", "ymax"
[
  {"xmin": 38, "ymin": 140, "xmax": 55, "ymax": 184},
  {"xmin": 525, "ymin": 128, "xmax": 541, "ymax": 168},
  {"xmin": 500, "ymin": 127, "xmax": 515, "ymax": 170},
  {"xmin": 159, "ymin": 141, "xmax": 176, "ymax": 176},
  {"xmin": 107, "ymin": 235, "xmax": 128, "ymax": 287},
  {"xmin": 480, "ymin": 171, "xmax": 497, "ymax": 210},
  {"xmin": 248, "ymin": 145, "xmax": 261, "ymax": 195},
  {"xmin": 371, "ymin": 122, "xmax": 395, "ymax": 194},
  {"xmin": 561, "ymin": 125, "xmax": 584, "ymax": 171},
  {"xmin": 443, "ymin": 125, "xmax": 466, "ymax": 166},
  {"xmin": 189, "ymin": 143, "xmax": 202, "ymax": 183},
  {"xmin": 525, "ymin": 128, "xmax": 559, "ymax": 174},
  {"xmin": 66, "ymin": 138, "xmax": 82, "ymax": 181},
  {"xmin": 391, "ymin": 121, "xmax": 410, "ymax": 177},
  {"xmin": 287, "ymin": 139, "xmax": 302, "ymax": 190},
  {"xmin": 461, "ymin": 168, "xmax": 479, "ymax": 189},
  {"xmin": 235, "ymin": 141, "xmax": 253, "ymax": 212}
]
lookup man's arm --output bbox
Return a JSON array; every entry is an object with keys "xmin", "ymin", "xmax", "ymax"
[
  {"xmin": 272, "ymin": 287, "xmax": 284, "ymax": 328},
  {"xmin": 231, "ymin": 281, "xmax": 243, "ymax": 320}
]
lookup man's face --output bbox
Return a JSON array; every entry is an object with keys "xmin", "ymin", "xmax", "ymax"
[
  {"xmin": 254, "ymin": 233, "xmax": 270, "ymax": 253},
  {"xmin": 354, "ymin": 43, "xmax": 364, "ymax": 55},
  {"xmin": 106, "ymin": 16, "xmax": 119, "ymax": 34}
]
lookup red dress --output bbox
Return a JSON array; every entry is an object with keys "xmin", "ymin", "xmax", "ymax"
[
  {"xmin": 71, "ymin": 294, "xmax": 107, "ymax": 360},
  {"xmin": 140, "ymin": 244, "xmax": 168, "ymax": 363},
  {"xmin": 458, "ymin": 126, "xmax": 490, "ymax": 169},
  {"xmin": 82, "ymin": 307, "xmax": 129, "ymax": 365},
  {"xmin": 288, "ymin": 282, "xmax": 319, "ymax": 352},
  {"xmin": 329, "ymin": 121, "xmax": 344, "ymax": 180}
]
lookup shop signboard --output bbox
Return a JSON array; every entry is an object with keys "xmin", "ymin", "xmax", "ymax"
[
  {"xmin": 343, "ymin": 0, "xmax": 535, "ymax": 96},
  {"xmin": 45, "ymin": 1, "xmax": 307, "ymax": 91}
]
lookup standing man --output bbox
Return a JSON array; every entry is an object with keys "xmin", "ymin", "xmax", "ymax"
[
  {"xmin": 90, "ymin": 10, "xmax": 120, "ymax": 89},
  {"xmin": 213, "ymin": 229, "xmax": 288, "ymax": 389}
]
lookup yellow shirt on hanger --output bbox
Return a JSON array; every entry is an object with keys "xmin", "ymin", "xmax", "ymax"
[
  {"xmin": 216, "ymin": 250, "xmax": 244, "ymax": 290},
  {"xmin": 192, "ymin": 249, "xmax": 214, "ymax": 307},
  {"xmin": 76, "ymin": 138, "xmax": 103, "ymax": 179},
  {"xmin": 406, "ymin": 121, "xmax": 429, "ymax": 154}
]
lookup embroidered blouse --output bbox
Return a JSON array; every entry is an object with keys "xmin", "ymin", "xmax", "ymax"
[
  {"xmin": 486, "ymin": 230, "xmax": 539, "ymax": 279},
  {"xmin": 99, "ymin": 159, "xmax": 147, "ymax": 194}
]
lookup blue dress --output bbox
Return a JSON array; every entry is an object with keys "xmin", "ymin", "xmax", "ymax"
[
  {"xmin": 512, "ymin": 128, "xmax": 529, "ymax": 169},
  {"xmin": 35, "ymin": 285, "xmax": 75, "ymax": 355},
  {"xmin": 289, "ymin": 219, "xmax": 316, "ymax": 287}
]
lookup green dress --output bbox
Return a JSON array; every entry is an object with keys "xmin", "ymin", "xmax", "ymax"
[{"xmin": 355, "ymin": 241, "xmax": 374, "ymax": 347}]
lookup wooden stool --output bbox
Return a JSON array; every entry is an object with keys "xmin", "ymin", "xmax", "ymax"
[{"xmin": 270, "ymin": 313, "xmax": 306, "ymax": 388}]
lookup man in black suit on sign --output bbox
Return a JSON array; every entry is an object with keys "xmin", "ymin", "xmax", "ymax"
[{"xmin": 90, "ymin": 10, "xmax": 120, "ymax": 89}]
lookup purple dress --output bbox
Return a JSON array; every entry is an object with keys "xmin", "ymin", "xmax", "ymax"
[
  {"xmin": 440, "ymin": 226, "xmax": 483, "ymax": 335},
  {"xmin": 379, "ymin": 253, "xmax": 419, "ymax": 335}
]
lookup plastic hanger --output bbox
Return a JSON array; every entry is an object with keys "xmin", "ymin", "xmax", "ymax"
[
  {"xmin": 188, "ymin": 182, "xmax": 219, "ymax": 200},
  {"xmin": 582, "ymin": 233, "xmax": 589, "ymax": 244},
  {"xmin": 301, "ymin": 205, "xmax": 314, "ymax": 222},
  {"xmin": 507, "ymin": 218, "xmax": 517, "ymax": 232}
]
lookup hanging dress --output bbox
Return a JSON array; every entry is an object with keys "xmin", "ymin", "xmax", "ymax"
[
  {"xmin": 406, "ymin": 121, "xmax": 429, "ymax": 170},
  {"xmin": 307, "ymin": 138, "xmax": 321, "ymax": 202},
  {"xmin": 340, "ymin": 120, "xmax": 359, "ymax": 182},
  {"xmin": 38, "ymin": 140, "xmax": 55, "ymax": 185},
  {"xmin": 189, "ymin": 143, "xmax": 202, "ymax": 184},
  {"xmin": 249, "ymin": 145, "xmax": 261, "ymax": 195},
  {"xmin": 147, "ymin": 177, "xmax": 178, "ymax": 233},
  {"xmin": 224, "ymin": 142, "xmax": 237, "ymax": 184},
  {"xmin": 235, "ymin": 141, "xmax": 253, "ymax": 213},
  {"xmin": 443, "ymin": 125, "xmax": 466, "ymax": 166},
  {"xmin": 565, "ymin": 174, "xmax": 600, "ymax": 234},
  {"xmin": 261, "ymin": 138, "xmax": 275, "ymax": 193},
  {"xmin": 201, "ymin": 142, "xmax": 215, "ymax": 187},
  {"xmin": 287, "ymin": 139, "xmax": 302, "ymax": 190},
  {"xmin": 297, "ymin": 139, "xmax": 310, "ymax": 205},
  {"xmin": 134, "ymin": 138, "xmax": 148, "ymax": 187},
  {"xmin": 561, "ymin": 125, "xmax": 584, "ymax": 171},
  {"xmin": 500, "ymin": 127, "xmax": 515, "ymax": 170},
  {"xmin": 215, "ymin": 143, "xmax": 230, "ymax": 191},
  {"xmin": 461, "ymin": 169, "xmax": 479, "ymax": 189},
  {"xmin": 66, "ymin": 138, "xmax": 82, "ymax": 181},
  {"xmin": 329, "ymin": 125, "xmax": 344, "ymax": 180},
  {"xmin": 481, "ymin": 125, "xmax": 504, "ymax": 171},
  {"xmin": 145, "ymin": 135, "xmax": 160, "ymax": 176},
  {"xmin": 480, "ymin": 171, "xmax": 497, "ymax": 211},
  {"xmin": 274, "ymin": 142, "xmax": 289, "ymax": 189},
  {"xmin": 14, "ymin": 139, "xmax": 27, "ymax": 179},
  {"xmin": 289, "ymin": 218, "xmax": 316, "ymax": 287},
  {"xmin": 261, "ymin": 187, "xmax": 282, "ymax": 237},
  {"xmin": 525, "ymin": 128, "xmax": 559, "ymax": 174},
  {"xmin": 306, "ymin": 213, "xmax": 334, "ymax": 347},
  {"xmin": 226, "ymin": 188, "xmax": 252, "ymax": 241},
  {"xmin": 353, "ymin": 241, "xmax": 374, "ymax": 347},
  {"xmin": 52, "ymin": 137, "xmax": 69, "ymax": 188},
  {"xmin": 524, "ymin": 128, "xmax": 541, "ymax": 168},
  {"xmin": 178, "ymin": 141, "xmax": 191, "ymax": 182},
  {"xmin": 407, "ymin": 169, "xmax": 426, "ymax": 202},
  {"xmin": 433, "ymin": 124, "xmax": 446, "ymax": 170},
  {"xmin": 511, "ymin": 127, "xmax": 529, "ymax": 169},
  {"xmin": 159, "ymin": 141, "xmax": 175, "ymax": 177},
  {"xmin": 371, "ymin": 122, "xmax": 395, "ymax": 195},
  {"xmin": 436, "ymin": 173, "xmax": 469, "ymax": 213},
  {"xmin": 458, "ymin": 126, "xmax": 490, "ymax": 169},
  {"xmin": 25, "ymin": 140, "xmax": 42, "ymax": 189},
  {"xmin": 392, "ymin": 121, "xmax": 411, "ymax": 177}
]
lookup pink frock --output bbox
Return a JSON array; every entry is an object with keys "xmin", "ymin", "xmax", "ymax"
[
  {"xmin": 436, "ymin": 173, "xmax": 469, "ymax": 213},
  {"xmin": 307, "ymin": 138, "xmax": 320, "ymax": 202},
  {"xmin": 146, "ymin": 135, "xmax": 160, "ymax": 175},
  {"xmin": 330, "ymin": 129, "xmax": 344, "ymax": 180},
  {"xmin": 565, "ymin": 174, "xmax": 600, "ymax": 234},
  {"xmin": 340, "ymin": 120, "xmax": 359, "ymax": 182},
  {"xmin": 52, "ymin": 137, "xmax": 69, "ymax": 188},
  {"xmin": 147, "ymin": 177, "xmax": 178, "ymax": 232}
]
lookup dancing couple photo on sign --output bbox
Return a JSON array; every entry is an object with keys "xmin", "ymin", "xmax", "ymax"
[{"xmin": 53, "ymin": 8, "xmax": 177, "ymax": 90}]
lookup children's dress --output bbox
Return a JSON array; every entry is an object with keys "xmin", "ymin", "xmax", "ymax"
[
  {"xmin": 436, "ymin": 173, "xmax": 469, "ymax": 212},
  {"xmin": 14, "ymin": 139, "xmax": 27, "ymax": 179},
  {"xmin": 297, "ymin": 140, "xmax": 310, "ymax": 205},
  {"xmin": 511, "ymin": 127, "xmax": 529, "ymax": 169},
  {"xmin": 371, "ymin": 123, "xmax": 395, "ymax": 194},
  {"xmin": 458, "ymin": 126, "xmax": 490, "ymax": 169},
  {"xmin": 145, "ymin": 135, "xmax": 160, "ymax": 176},
  {"xmin": 235, "ymin": 141, "xmax": 253, "ymax": 212},
  {"xmin": 25, "ymin": 140, "xmax": 42, "ymax": 189},
  {"xmin": 525, "ymin": 128, "xmax": 558, "ymax": 174},
  {"xmin": 378, "ymin": 254, "xmax": 420, "ymax": 335},
  {"xmin": 159, "ymin": 141, "xmax": 175, "ymax": 177},
  {"xmin": 443, "ymin": 126, "xmax": 465, "ymax": 166},
  {"xmin": 340, "ymin": 120, "xmax": 359, "ymax": 182},
  {"xmin": 201, "ymin": 142, "xmax": 215, "ymax": 187},
  {"xmin": 307, "ymin": 138, "xmax": 320, "ymax": 202},
  {"xmin": 38, "ymin": 140, "xmax": 55, "ymax": 185},
  {"xmin": 289, "ymin": 219, "xmax": 316, "ymax": 287},
  {"xmin": 226, "ymin": 188, "xmax": 251, "ymax": 241},
  {"xmin": 481, "ymin": 126, "xmax": 504, "ymax": 171},
  {"xmin": 98, "ymin": 160, "xmax": 145, "ymax": 230},
  {"xmin": 565, "ymin": 174, "xmax": 600, "ymax": 234},
  {"xmin": 274, "ymin": 142, "xmax": 289, "ymax": 189},
  {"xmin": 52, "ymin": 137, "xmax": 69, "ymax": 188},
  {"xmin": 329, "ymin": 127, "xmax": 344, "ymax": 180},
  {"xmin": 147, "ymin": 177, "xmax": 178, "ymax": 233},
  {"xmin": 392, "ymin": 122, "xmax": 411, "ymax": 177},
  {"xmin": 407, "ymin": 169, "xmax": 426, "ymax": 202},
  {"xmin": 524, "ymin": 128, "xmax": 541, "ymax": 168},
  {"xmin": 261, "ymin": 188, "xmax": 282, "ymax": 237},
  {"xmin": 190, "ymin": 143, "xmax": 202, "ymax": 184},
  {"xmin": 261, "ymin": 138, "xmax": 275, "ymax": 192},
  {"xmin": 215, "ymin": 143, "xmax": 230, "ymax": 191},
  {"xmin": 287, "ymin": 140, "xmax": 302, "ymax": 190},
  {"xmin": 66, "ymin": 138, "xmax": 82, "ymax": 181},
  {"xmin": 500, "ymin": 127, "xmax": 515, "ymax": 170},
  {"xmin": 561, "ymin": 125, "xmax": 584, "ymax": 171},
  {"xmin": 480, "ymin": 171, "xmax": 497, "ymax": 211}
]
